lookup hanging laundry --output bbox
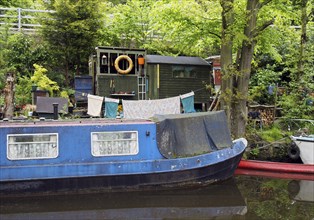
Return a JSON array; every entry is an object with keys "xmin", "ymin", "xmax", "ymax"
[
  {"xmin": 87, "ymin": 94, "xmax": 104, "ymax": 117},
  {"xmin": 123, "ymin": 96, "xmax": 180, "ymax": 119},
  {"xmin": 180, "ymin": 91, "xmax": 196, "ymax": 113},
  {"xmin": 105, "ymin": 97, "xmax": 119, "ymax": 118}
]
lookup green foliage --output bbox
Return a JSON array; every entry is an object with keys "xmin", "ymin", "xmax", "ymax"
[
  {"xmin": 279, "ymin": 92, "xmax": 314, "ymax": 119},
  {"xmin": 1, "ymin": 0, "xmax": 313, "ymax": 125},
  {"xmin": 0, "ymin": 27, "xmax": 11, "ymax": 91},
  {"xmin": 14, "ymin": 76, "xmax": 32, "ymax": 106},
  {"xmin": 249, "ymin": 68, "xmax": 281, "ymax": 105},
  {"xmin": 257, "ymin": 125, "xmax": 284, "ymax": 143},
  {"xmin": 149, "ymin": 0, "xmax": 221, "ymax": 56},
  {"xmin": 0, "ymin": 94, "xmax": 4, "ymax": 107},
  {"xmin": 6, "ymin": 33, "xmax": 35, "ymax": 76},
  {"xmin": 0, "ymin": 0, "xmax": 34, "ymax": 7},
  {"xmin": 255, "ymin": 179, "xmax": 292, "ymax": 219},
  {"xmin": 0, "ymin": 30, "xmax": 52, "ymax": 89},
  {"xmin": 40, "ymin": 0, "xmax": 106, "ymax": 86},
  {"xmin": 31, "ymin": 64, "xmax": 59, "ymax": 96},
  {"xmin": 278, "ymin": 28, "xmax": 314, "ymax": 119},
  {"xmin": 250, "ymin": 148, "xmax": 260, "ymax": 157},
  {"xmin": 276, "ymin": 117, "xmax": 314, "ymax": 135},
  {"xmin": 108, "ymin": 0, "xmax": 221, "ymax": 56},
  {"xmin": 0, "ymin": 27, "xmax": 54, "ymax": 108},
  {"xmin": 109, "ymin": 0, "xmax": 155, "ymax": 48},
  {"xmin": 237, "ymin": 176, "xmax": 314, "ymax": 220},
  {"xmin": 249, "ymin": 0, "xmax": 314, "ymax": 119}
]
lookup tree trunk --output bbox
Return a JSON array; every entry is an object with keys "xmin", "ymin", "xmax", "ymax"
[
  {"xmin": 297, "ymin": 0, "xmax": 308, "ymax": 81},
  {"xmin": 4, "ymin": 72, "xmax": 15, "ymax": 119},
  {"xmin": 232, "ymin": 0, "xmax": 259, "ymax": 138},
  {"xmin": 65, "ymin": 61, "xmax": 69, "ymax": 87},
  {"xmin": 220, "ymin": 0, "xmax": 234, "ymax": 130}
]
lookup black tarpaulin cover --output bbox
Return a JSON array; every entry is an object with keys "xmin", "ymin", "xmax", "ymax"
[{"xmin": 153, "ymin": 111, "xmax": 232, "ymax": 159}]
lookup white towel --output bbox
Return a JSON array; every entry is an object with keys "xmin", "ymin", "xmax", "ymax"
[
  {"xmin": 180, "ymin": 91, "xmax": 194, "ymax": 99},
  {"xmin": 105, "ymin": 97, "xmax": 119, "ymax": 103},
  {"xmin": 123, "ymin": 96, "xmax": 180, "ymax": 119},
  {"xmin": 87, "ymin": 94, "xmax": 104, "ymax": 117}
]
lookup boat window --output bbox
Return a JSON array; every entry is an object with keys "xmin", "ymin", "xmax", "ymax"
[
  {"xmin": 7, "ymin": 133, "xmax": 58, "ymax": 160},
  {"xmin": 91, "ymin": 131, "xmax": 138, "ymax": 156}
]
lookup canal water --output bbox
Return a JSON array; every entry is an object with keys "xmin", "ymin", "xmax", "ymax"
[{"xmin": 0, "ymin": 175, "xmax": 313, "ymax": 220}]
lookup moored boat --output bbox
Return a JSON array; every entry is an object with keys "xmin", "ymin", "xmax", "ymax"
[
  {"xmin": 290, "ymin": 135, "xmax": 314, "ymax": 164},
  {"xmin": 0, "ymin": 111, "xmax": 247, "ymax": 196}
]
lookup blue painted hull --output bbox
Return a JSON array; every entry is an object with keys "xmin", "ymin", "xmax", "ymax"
[
  {"xmin": 0, "ymin": 146, "xmax": 244, "ymax": 195},
  {"xmin": 0, "ymin": 112, "xmax": 246, "ymax": 195}
]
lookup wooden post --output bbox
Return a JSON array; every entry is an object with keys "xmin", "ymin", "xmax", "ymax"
[
  {"xmin": 273, "ymin": 83, "xmax": 278, "ymax": 123},
  {"xmin": 4, "ymin": 72, "xmax": 15, "ymax": 119}
]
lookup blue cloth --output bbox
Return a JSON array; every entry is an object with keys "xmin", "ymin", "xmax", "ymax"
[
  {"xmin": 104, "ymin": 97, "xmax": 119, "ymax": 118},
  {"xmin": 105, "ymin": 102, "xmax": 118, "ymax": 118},
  {"xmin": 181, "ymin": 93, "xmax": 196, "ymax": 113},
  {"xmin": 268, "ymin": 85, "xmax": 274, "ymax": 95}
]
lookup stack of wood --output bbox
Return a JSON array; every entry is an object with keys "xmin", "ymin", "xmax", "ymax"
[
  {"xmin": 248, "ymin": 105, "xmax": 275, "ymax": 127},
  {"xmin": 259, "ymin": 107, "xmax": 274, "ymax": 126}
]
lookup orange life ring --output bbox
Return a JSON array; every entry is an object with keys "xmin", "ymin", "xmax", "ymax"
[{"xmin": 114, "ymin": 55, "xmax": 133, "ymax": 74}]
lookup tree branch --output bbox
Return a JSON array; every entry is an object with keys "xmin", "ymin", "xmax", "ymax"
[
  {"xmin": 206, "ymin": 31, "xmax": 222, "ymax": 39},
  {"xmin": 252, "ymin": 17, "xmax": 275, "ymax": 37},
  {"xmin": 306, "ymin": 10, "xmax": 314, "ymax": 24},
  {"xmin": 258, "ymin": 0, "xmax": 273, "ymax": 9}
]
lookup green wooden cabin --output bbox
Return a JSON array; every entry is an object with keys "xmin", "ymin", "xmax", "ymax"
[
  {"xmin": 88, "ymin": 47, "xmax": 212, "ymax": 110},
  {"xmin": 146, "ymin": 55, "xmax": 212, "ymax": 110}
]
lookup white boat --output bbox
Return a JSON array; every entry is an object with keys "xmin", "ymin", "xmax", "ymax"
[
  {"xmin": 290, "ymin": 135, "xmax": 314, "ymax": 164},
  {"xmin": 288, "ymin": 180, "xmax": 314, "ymax": 202}
]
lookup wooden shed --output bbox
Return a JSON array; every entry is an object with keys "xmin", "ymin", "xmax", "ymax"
[
  {"xmin": 88, "ymin": 47, "xmax": 212, "ymax": 110},
  {"xmin": 89, "ymin": 46, "xmax": 147, "ymax": 100},
  {"xmin": 146, "ymin": 55, "xmax": 212, "ymax": 109}
]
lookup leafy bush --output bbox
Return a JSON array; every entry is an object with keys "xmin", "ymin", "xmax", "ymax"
[
  {"xmin": 15, "ymin": 75, "xmax": 32, "ymax": 106},
  {"xmin": 31, "ymin": 64, "xmax": 60, "ymax": 96},
  {"xmin": 257, "ymin": 125, "xmax": 284, "ymax": 143},
  {"xmin": 249, "ymin": 68, "xmax": 281, "ymax": 105}
]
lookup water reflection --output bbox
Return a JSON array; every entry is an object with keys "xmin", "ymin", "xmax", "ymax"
[
  {"xmin": 288, "ymin": 180, "xmax": 314, "ymax": 202},
  {"xmin": 0, "ymin": 179, "xmax": 247, "ymax": 220},
  {"xmin": 235, "ymin": 176, "xmax": 314, "ymax": 220},
  {"xmin": 1, "ymin": 177, "xmax": 314, "ymax": 220}
]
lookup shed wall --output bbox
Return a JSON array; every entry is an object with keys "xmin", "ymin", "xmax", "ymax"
[{"xmin": 155, "ymin": 64, "xmax": 211, "ymax": 103}]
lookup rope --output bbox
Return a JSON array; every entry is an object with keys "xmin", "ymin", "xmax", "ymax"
[
  {"xmin": 193, "ymin": 86, "xmax": 207, "ymax": 93},
  {"xmin": 256, "ymin": 137, "xmax": 289, "ymax": 149},
  {"xmin": 74, "ymin": 90, "xmax": 90, "ymax": 97}
]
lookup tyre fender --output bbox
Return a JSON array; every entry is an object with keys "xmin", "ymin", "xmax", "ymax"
[{"xmin": 288, "ymin": 142, "xmax": 300, "ymax": 160}]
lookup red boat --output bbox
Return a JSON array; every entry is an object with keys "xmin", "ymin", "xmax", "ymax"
[{"xmin": 235, "ymin": 159, "xmax": 314, "ymax": 180}]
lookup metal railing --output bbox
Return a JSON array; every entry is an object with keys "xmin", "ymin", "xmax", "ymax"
[{"xmin": 0, "ymin": 7, "xmax": 54, "ymax": 33}]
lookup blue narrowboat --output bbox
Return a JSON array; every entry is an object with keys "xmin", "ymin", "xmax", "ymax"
[{"xmin": 0, "ymin": 111, "xmax": 247, "ymax": 196}]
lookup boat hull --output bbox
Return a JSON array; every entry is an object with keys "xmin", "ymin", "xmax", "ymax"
[
  {"xmin": 1, "ymin": 147, "xmax": 244, "ymax": 196},
  {"xmin": 291, "ymin": 135, "xmax": 314, "ymax": 164}
]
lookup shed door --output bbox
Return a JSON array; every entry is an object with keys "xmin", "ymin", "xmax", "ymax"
[{"xmin": 147, "ymin": 64, "xmax": 159, "ymax": 99}]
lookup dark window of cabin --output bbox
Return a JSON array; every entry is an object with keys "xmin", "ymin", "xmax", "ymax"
[{"xmin": 172, "ymin": 66, "xmax": 197, "ymax": 78}]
